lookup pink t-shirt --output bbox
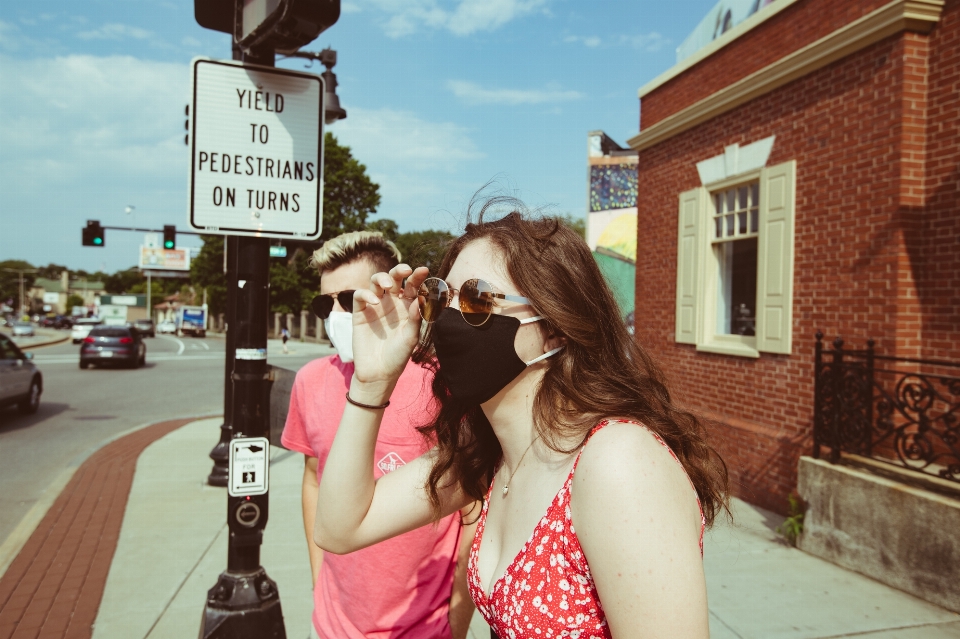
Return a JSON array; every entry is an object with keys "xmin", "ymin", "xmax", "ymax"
[{"xmin": 281, "ymin": 356, "xmax": 461, "ymax": 639}]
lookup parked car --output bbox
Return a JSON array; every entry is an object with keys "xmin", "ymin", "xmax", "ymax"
[
  {"xmin": 79, "ymin": 326, "xmax": 146, "ymax": 369},
  {"xmin": 39, "ymin": 315, "xmax": 73, "ymax": 329},
  {"xmin": 133, "ymin": 319, "xmax": 156, "ymax": 337},
  {"xmin": 12, "ymin": 322, "xmax": 35, "ymax": 337},
  {"xmin": 157, "ymin": 320, "xmax": 177, "ymax": 334},
  {"xmin": 0, "ymin": 333, "xmax": 42, "ymax": 414},
  {"xmin": 71, "ymin": 318, "xmax": 101, "ymax": 344}
]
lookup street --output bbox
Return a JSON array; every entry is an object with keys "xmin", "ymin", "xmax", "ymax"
[{"xmin": 0, "ymin": 331, "xmax": 326, "ymax": 548}]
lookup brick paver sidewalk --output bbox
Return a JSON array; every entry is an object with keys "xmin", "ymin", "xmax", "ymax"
[{"xmin": 0, "ymin": 419, "xmax": 194, "ymax": 639}]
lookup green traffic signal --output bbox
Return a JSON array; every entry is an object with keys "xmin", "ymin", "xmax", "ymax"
[
  {"xmin": 83, "ymin": 220, "xmax": 105, "ymax": 247},
  {"xmin": 163, "ymin": 225, "xmax": 176, "ymax": 250}
]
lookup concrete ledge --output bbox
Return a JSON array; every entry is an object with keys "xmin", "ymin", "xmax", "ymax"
[{"xmin": 798, "ymin": 455, "xmax": 960, "ymax": 613}]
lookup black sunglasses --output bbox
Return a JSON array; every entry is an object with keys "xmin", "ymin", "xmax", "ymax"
[{"xmin": 311, "ymin": 291, "xmax": 355, "ymax": 319}]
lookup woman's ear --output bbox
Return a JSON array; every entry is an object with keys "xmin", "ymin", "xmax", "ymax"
[{"xmin": 543, "ymin": 329, "xmax": 567, "ymax": 353}]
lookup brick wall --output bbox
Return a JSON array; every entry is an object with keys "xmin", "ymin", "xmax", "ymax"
[
  {"xmin": 634, "ymin": 2, "xmax": 959, "ymax": 514},
  {"xmin": 918, "ymin": 2, "xmax": 960, "ymax": 361},
  {"xmin": 640, "ymin": 0, "xmax": 890, "ymax": 129}
]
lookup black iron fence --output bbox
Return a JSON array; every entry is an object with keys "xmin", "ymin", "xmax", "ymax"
[{"xmin": 813, "ymin": 332, "xmax": 960, "ymax": 483}]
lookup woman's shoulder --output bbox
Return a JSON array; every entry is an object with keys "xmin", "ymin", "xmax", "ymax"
[{"xmin": 572, "ymin": 419, "xmax": 692, "ymax": 499}]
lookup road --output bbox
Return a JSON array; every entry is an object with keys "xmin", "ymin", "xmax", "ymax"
[{"xmin": 0, "ymin": 330, "xmax": 332, "ymax": 548}]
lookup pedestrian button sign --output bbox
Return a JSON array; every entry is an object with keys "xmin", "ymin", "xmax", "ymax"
[{"xmin": 228, "ymin": 437, "xmax": 270, "ymax": 497}]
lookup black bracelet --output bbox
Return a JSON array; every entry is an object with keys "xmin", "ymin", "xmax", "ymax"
[{"xmin": 345, "ymin": 392, "xmax": 390, "ymax": 410}]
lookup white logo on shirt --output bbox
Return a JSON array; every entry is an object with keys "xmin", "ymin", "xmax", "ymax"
[{"xmin": 377, "ymin": 452, "xmax": 406, "ymax": 474}]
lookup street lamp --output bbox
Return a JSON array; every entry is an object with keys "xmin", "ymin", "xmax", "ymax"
[{"xmin": 284, "ymin": 47, "xmax": 347, "ymax": 124}]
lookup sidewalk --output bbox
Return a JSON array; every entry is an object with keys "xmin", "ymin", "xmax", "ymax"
[
  {"xmin": 1, "ymin": 327, "xmax": 69, "ymax": 350},
  {"xmin": 2, "ymin": 417, "xmax": 958, "ymax": 638}
]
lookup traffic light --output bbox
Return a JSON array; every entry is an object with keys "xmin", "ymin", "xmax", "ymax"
[
  {"xmin": 194, "ymin": 0, "xmax": 340, "ymax": 54},
  {"xmin": 82, "ymin": 220, "xmax": 104, "ymax": 247},
  {"xmin": 163, "ymin": 225, "xmax": 176, "ymax": 250}
]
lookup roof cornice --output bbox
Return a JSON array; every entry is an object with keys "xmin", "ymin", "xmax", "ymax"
[{"xmin": 628, "ymin": 0, "xmax": 944, "ymax": 152}]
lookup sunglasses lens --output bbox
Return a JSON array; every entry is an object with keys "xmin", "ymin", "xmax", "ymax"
[
  {"xmin": 311, "ymin": 295, "xmax": 334, "ymax": 319},
  {"xmin": 418, "ymin": 278, "xmax": 448, "ymax": 322},
  {"xmin": 336, "ymin": 291, "xmax": 354, "ymax": 314},
  {"xmin": 460, "ymin": 279, "xmax": 494, "ymax": 326}
]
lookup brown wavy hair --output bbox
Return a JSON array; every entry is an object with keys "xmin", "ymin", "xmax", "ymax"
[{"xmin": 412, "ymin": 199, "xmax": 729, "ymax": 525}]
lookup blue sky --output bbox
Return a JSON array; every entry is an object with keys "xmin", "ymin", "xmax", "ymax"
[{"xmin": 0, "ymin": 0, "xmax": 715, "ymax": 273}]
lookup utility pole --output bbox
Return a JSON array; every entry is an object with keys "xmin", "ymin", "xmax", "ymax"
[{"xmin": 2, "ymin": 268, "xmax": 38, "ymax": 317}]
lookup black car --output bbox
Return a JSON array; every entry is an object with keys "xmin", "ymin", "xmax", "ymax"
[
  {"xmin": 79, "ymin": 326, "xmax": 146, "ymax": 369},
  {"xmin": 133, "ymin": 319, "xmax": 156, "ymax": 337}
]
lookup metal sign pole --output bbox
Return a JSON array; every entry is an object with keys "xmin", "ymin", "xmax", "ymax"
[{"xmin": 199, "ymin": 42, "xmax": 286, "ymax": 639}]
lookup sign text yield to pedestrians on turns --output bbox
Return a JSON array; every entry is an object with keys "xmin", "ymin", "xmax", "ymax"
[
  {"xmin": 188, "ymin": 58, "xmax": 325, "ymax": 240},
  {"xmin": 228, "ymin": 437, "xmax": 270, "ymax": 497}
]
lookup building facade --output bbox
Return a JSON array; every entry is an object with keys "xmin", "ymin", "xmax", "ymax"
[{"xmin": 628, "ymin": 0, "xmax": 959, "ymax": 513}]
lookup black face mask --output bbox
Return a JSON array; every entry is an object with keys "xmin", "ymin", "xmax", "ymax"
[{"xmin": 432, "ymin": 307, "xmax": 562, "ymax": 404}]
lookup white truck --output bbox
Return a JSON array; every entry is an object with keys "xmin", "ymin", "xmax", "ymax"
[
  {"xmin": 99, "ymin": 305, "xmax": 129, "ymax": 326},
  {"xmin": 177, "ymin": 305, "xmax": 208, "ymax": 338}
]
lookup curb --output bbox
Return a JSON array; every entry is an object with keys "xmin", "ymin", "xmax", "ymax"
[
  {"xmin": 0, "ymin": 415, "xmax": 221, "ymax": 639},
  {"xmin": 21, "ymin": 334, "xmax": 69, "ymax": 350},
  {"xmin": 1, "ymin": 329, "xmax": 70, "ymax": 351},
  {"xmin": 0, "ymin": 413, "xmax": 221, "ymax": 579}
]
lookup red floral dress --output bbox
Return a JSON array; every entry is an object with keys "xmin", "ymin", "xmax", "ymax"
[{"xmin": 467, "ymin": 419, "xmax": 705, "ymax": 639}]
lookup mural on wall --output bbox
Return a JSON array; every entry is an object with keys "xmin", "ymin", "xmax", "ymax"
[
  {"xmin": 587, "ymin": 133, "xmax": 638, "ymax": 322},
  {"xmin": 589, "ymin": 163, "xmax": 638, "ymax": 212},
  {"xmin": 677, "ymin": 0, "xmax": 779, "ymax": 62}
]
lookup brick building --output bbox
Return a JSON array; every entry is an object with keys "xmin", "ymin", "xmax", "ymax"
[{"xmin": 627, "ymin": 0, "xmax": 959, "ymax": 514}]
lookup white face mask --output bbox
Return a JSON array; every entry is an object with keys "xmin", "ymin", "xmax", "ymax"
[{"xmin": 323, "ymin": 311, "xmax": 354, "ymax": 363}]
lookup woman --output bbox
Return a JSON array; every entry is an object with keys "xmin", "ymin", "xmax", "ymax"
[{"xmin": 315, "ymin": 204, "xmax": 728, "ymax": 638}]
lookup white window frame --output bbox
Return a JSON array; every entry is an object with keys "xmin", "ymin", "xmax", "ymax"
[{"xmin": 675, "ymin": 160, "xmax": 796, "ymax": 358}]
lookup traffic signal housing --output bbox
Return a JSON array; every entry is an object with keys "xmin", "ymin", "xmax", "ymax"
[
  {"xmin": 82, "ymin": 220, "xmax": 105, "ymax": 247},
  {"xmin": 194, "ymin": 0, "xmax": 340, "ymax": 54},
  {"xmin": 163, "ymin": 225, "xmax": 177, "ymax": 250}
]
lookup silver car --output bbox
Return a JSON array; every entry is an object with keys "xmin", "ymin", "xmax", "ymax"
[
  {"xmin": 12, "ymin": 321, "xmax": 35, "ymax": 337},
  {"xmin": 0, "ymin": 333, "xmax": 41, "ymax": 414}
]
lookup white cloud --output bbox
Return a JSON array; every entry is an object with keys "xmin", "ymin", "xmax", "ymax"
[
  {"xmin": 622, "ymin": 31, "xmax": 669, "ymax": 52},
  {"xmin": 76, "ymin": 23, "xmax": 153, "ymax": 41},
  {"xmin": 563, "ymin": 31, "xmax": 669, "ymax": 52},
  {"xmin": 341, "ymin": 2, "xmax": 363, "ymax": 13},
  {"xmin": 564, "ymin": 35, "xmax": 601, "ymax": 47},
  {"xmin": 363, "ymin": 0, "xmax": 548, "ymax": 38},
  {"xmin": 333, "ymin": 107, "xmax": 484, "ymax": 229},
  {"xmin": 447, "ymin": 80, "xmax": 582, "ymax": 106},
  {"xmin": 0, "ymin": 54, "xmax": 191, "ymax": 269}
]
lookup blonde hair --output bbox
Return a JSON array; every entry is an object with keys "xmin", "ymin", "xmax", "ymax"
[{"xmin": 308, "ymin": 231, "xmax": 402, "ymax": 277}]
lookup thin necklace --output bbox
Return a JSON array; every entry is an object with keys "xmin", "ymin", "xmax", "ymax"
[{"xmin": 501, "ymin": 435, "xmax": 540, "ymax": 498}]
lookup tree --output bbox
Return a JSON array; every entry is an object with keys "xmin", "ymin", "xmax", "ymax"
[
  {"xmin": 35, "ymin": 263, "xmax": 69, "ymax": 281},
  {"xmin": 322, "ymin": 132, "xmax": 381, "ymax": 241},
  {"xmin": 190, "ymin": 235, "xmax": 227, "ymax": 316},
  {"xmin": 103, "ymin": 268, "xmax": 145, "ymax": 294},
  {"xmin": 364, "ymin": 218, "xmax": 399, "ymax": 242},
  {"xmin": 65, "ymin": 294, "xmax": 85, "ymax": 315},
  {"xmin": 392, "ymin": 230, "xmax": 455, "ymax": 271},
  {"xmin": 558, "ymin": 213, "xmax": 586, "ymax": 239}
]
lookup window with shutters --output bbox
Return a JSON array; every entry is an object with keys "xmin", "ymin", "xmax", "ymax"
[{"xmin": 674, "ymin": 161, "xmax": 795, "ymax": 357}]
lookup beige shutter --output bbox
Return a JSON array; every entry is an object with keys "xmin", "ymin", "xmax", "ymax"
[
  {"xmin": 756, "ymin": 161, "xmax": 796, "ymax": 354},
  {"xmin": 675, "ymin": 188, "xmax": 702, "ymax": 344}
]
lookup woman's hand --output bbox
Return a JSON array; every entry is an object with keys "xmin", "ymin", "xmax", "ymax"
[{"xmin": 350, "ymin": 264, "xmax": 430, "ymax": 396}]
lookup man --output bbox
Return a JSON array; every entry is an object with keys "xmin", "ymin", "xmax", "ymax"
[{"xmin": 281, "ymin": 231, "xmax": 476, "ymax": 639}]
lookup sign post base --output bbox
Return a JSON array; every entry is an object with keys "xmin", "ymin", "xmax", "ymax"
[{"xmin": 199, "ymin": 568, "xmax": 286, "ymax": 639}]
